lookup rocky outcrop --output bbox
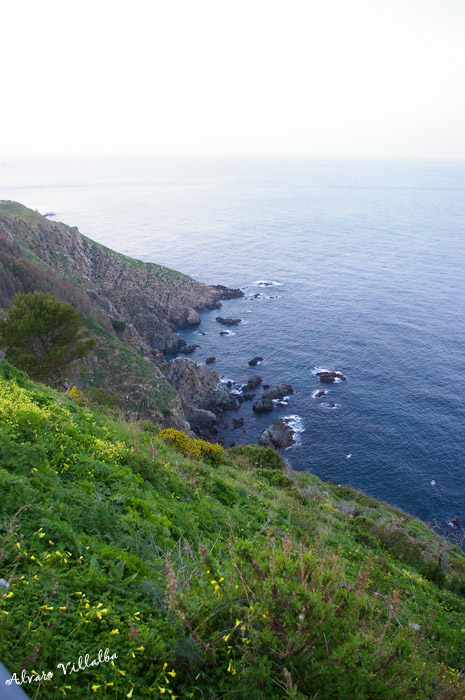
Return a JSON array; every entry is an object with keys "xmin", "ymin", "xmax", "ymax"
[
  {"xmin": 259, "ymin": 419, "xmax": 295, "ymax": 449},
  {"xmin": 210, "ymin": 284, "xmax": 244, "ymax": 300},
  {"xmin": 183, "ymin": 406, "xmax": 218, "ymax": 437},
  {"xmin": 253, "ymin": 397, "xmax": 274, "ymax": 413},
  {"xmin": 262, "ymin": 383, "xmax": 294, "ymax": 401},
  {"xmin": 171, "ymin": 307, "xmax": 201, "ymax": 328},
  {"xmin": 163, "ymin": 358, "xmax": 236, "ymax": 416},
  {"xmin": 248, "ymin": 356, "xmax": 263, "ymax": 366},
  {"xmin": 317, "ymin": 371, "xmax": 347, "ymax": 383},
  {"xmin": 216, "ymin": 317, "xmax": 242, "ymax": 326},
  {"xmin": 243, "ymin": 375, "xmax": 262, "ymax": 391}
]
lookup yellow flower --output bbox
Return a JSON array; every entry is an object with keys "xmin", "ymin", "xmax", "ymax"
[
  {"xmin": 91, "ymin": 685, "xmax": 101, "ymax": 692},
  {"xmin": 167, "ymin": 670, "xmax": 176, "ymax": 677},
  {"xmin": 110, "ymin": 628, "xmax": 119, "ymax": 635},
  {"xmin": 136, "ymin": 645, "xmax": 145, "ymax": 651},
  {"xmin": 126, "ymin": 688, "xmax": 134, "ymax": 699}
]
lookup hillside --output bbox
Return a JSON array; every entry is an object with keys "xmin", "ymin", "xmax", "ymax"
[
  {"xmin": 0, "ymin": 360, "xmax": 464, "ymax": 698},
  {"xmin": 0, "ymin": 201, "xmax": 241, "ymax": 432}
]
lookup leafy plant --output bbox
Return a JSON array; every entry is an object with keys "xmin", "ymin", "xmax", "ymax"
[{"xmin": 0, "ymin": 291, "xmax": 95, "ymax": 384}]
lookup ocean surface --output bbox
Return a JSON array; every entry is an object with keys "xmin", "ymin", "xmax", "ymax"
[{"xmin": 1, "ymin": 156, "xmax": 464, "ymax": 527}]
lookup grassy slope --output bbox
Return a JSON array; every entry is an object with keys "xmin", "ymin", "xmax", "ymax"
[{"xmin": 0, "ymin": 360, "xmax": 464, "ymax": 699}]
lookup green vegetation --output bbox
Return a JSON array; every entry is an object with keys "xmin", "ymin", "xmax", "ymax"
[
  {"xmin": 0, "ymin": 292, "xmax": 95, "ymax": 384},
  {"xmin": 0, "ymin": 359, "xmax": 464, "ymax": 698}
]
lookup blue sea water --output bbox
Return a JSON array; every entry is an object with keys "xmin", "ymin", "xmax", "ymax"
[{"xmin": 1, "ymin": 156, "xmax": 464, "ymax": 526}]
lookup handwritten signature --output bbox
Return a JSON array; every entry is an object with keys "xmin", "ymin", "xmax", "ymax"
[{"xmin": 5, "ymin": 648, "xmax": 118, "ymax": 686}]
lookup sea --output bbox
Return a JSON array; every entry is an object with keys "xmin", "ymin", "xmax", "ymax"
[{"xmin": 1, "ymin": 156, "xmax": 464, "ymax": 528}]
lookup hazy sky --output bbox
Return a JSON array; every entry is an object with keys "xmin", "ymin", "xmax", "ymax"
[{"xmin": 2, "ymin": 0, "xmax": 464, "ymax": 159}]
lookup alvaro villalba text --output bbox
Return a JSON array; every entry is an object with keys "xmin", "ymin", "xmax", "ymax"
[{"xmin": 5, "ymin": 648, "xmax": 118, "ymax": 686}]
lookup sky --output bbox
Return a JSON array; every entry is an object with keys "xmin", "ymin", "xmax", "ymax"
[{"xmin": 1, "ymin": 0, "xmax": 465, "ymax": 159}]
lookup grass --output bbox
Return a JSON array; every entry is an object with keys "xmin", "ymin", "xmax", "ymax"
[{"xmin": 0, "ymin": 359, "xmax": 464, "ymax": 698}]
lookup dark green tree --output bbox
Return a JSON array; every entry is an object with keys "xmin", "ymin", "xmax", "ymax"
[{"xmin": 0, "ymin": 291, "xmax": 95, "ymax": 383}]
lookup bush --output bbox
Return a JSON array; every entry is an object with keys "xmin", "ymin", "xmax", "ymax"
[
  {"xmin": 228, "ymin": 444, "xmax": 286, "ymax": 471},
  {"xmin": 0, "ymin": 291, "xmax": 95, "ymax": 384},
  {"xmin": 420, "ymin": 560, "xmax": 446, "ymax": 587},
  {"xmin": 158, "ymin": 429, "xmax": 224, "ymax": 466},
  {"xmin": 112, "ymin": 319, "xmax": 126, "ymax": 333}
]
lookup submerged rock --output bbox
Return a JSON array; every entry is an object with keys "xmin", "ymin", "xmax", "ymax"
[
  {"xmin": 206, "ymin": 357, "xmax": 216, "ymax": 364},
  {"xmin": 248, "ymin": 356, "xmax": 264, "ymax": 366}
]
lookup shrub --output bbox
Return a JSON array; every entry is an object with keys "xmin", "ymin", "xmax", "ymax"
[
  {"xmin": 112, "ymin": 319, "xmax": 126, "ymax": 333},
  {"xmin": 420, "ymin": 560, "xmax": 446, "ymax": 587},
  {"xmin": 158, "ymin": 429, "xmax": 224, "ymax": 466},
  {"xmin": 228, "ymin": 444, "xmax": 285, "ymax": 471},
  {"xmin": 0, "ymin": 291, "xmax": 95, "ymax": 384}
]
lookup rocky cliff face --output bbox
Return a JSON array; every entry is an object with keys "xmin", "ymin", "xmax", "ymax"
[
  {"xmin": 0, "ymin": 201, "xmax": 242, "ymax": 434},
  {"xmin": 0, "ymin": 201, "xmax": 241, "ymax": 354}
]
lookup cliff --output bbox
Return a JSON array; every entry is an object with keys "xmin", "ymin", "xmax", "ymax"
[{"xmin": 0, "ymin": 201, "xmax": 242, "ymax": 431}]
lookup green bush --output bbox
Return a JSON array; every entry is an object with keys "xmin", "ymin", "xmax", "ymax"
[
  {"xmin": 420, "ymin": 560, "xmax": 446, "ymax": 587},
  {"xmin": 228, "ymin": 444, "xmax": 286, "ymax": 471},
  {"xmin": 0, "ymin": 291, "xmax": 95, "ymax": 383},
  {"xmin": 112, "ymin": 319, "xmax": 126, "ymax": 333}
]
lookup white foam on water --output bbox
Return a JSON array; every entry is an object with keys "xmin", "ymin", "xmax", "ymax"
[
  {"xmin": 255, "ymin": 279, "xmax": 283, "ymax": 287},
  {"xmin": 220, "ymin": 375, "xmax": 235, "ymax": 384},
  {"xmin": 273, "ymin": 397, "xmax": 290, "ymax": 406},
  {"xmin": 282, "ymin": 415, "xmax": 305, "ymax": 448},
  {"xmin": 312, "ymin": 389, "xmax": 327, "ymax": 398},
  {"xmin": 312, "ymin": 366, "xmax": 330, "ymax": 376}
]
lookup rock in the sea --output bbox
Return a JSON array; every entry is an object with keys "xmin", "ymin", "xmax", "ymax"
[
  {"xmin": 178, "ymin": 344, "xmax": 200, "ymax": 354},
  {"xmin": 248, "ymin": 356, "xmax": 264, "ymax": 366},
  {"xmin": 253, "ymin": 397, "xmax": 274, "ymax": 413},
  {"xmin": 232, "ymin": 417, "xmax": 245, "ymax": 429},
  {"xmin": 262, "ymin": 383, "xmax": 294, "ymax": 401},
  {"xmin": 211, "ymin": 284, "xmax": 245, "ymax": 300},
  {"xmin": 205, "ymin": 357, "xmax": 216, "ymax": 364},
  {"xmin": 219, "ymin": 331, "xmax": 229, "ymax": 336},
  {"xmin": 314, "ymin": 390, "xmax": 325, "ymax": 398},
  {"xmin": 243, "ymin": 375, "xmax": 262, "ymax": 391},
  {"xmin": 317, "ymin": 371, "xmax": 347, "ymax": 383},
  {"xmin": 238, "ymin": 393, "xmax": 255, "ymax": 403},
  {"xmin": 259, "ymin": 418, "xmax": 295, "ymax": 449},
  {"xmin": 216, "ymin": 317, "xmax": 242, "ymax": 326}
]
